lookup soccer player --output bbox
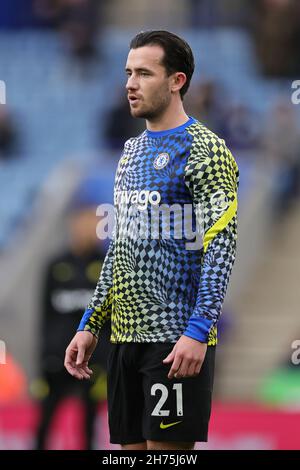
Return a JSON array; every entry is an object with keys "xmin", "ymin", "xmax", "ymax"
[{"xmin": 65, "ymin": 30, "xmax": 239, "ymax": 451}]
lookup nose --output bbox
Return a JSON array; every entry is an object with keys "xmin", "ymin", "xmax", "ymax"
[{"xmin": 126, "ymin": 74, "xmax": 138, "ymax": 91}]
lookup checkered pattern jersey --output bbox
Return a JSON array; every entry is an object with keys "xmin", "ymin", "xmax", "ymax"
[{"xmin": 78, "ymin": 118, "xmax": 239, "ymax": 345}]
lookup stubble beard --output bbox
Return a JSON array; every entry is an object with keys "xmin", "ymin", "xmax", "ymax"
[{"xmin": 130, "ymin": 89, "xmax": 171, "ymax": 121}]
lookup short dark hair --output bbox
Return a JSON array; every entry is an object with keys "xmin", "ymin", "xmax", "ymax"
[{"xmin": 129, "ymin": 30, "xmax": 195, "ymax": 99}]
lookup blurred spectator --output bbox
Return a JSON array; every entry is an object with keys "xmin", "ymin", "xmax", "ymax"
[
  {"xmin": 184, "ymin": 80, "xmax": 260, "ymax": 153},
  {"xmin": 34, "ymin": 194, "xmax": 111, "ymax": 450},
  {"xmin": 184, "ymin": 79, "xmax": 226, "ymax": 133},
  {"xmin": 34, "ymin": 0, "xmax": 101, "ymax": 63},
  {"xmin": 262, "ymin": 100, "xmax": 300, "ymax": 215},
  {"xmin": 218, "ymin": 104, "xmax": 261, "ymax": 152},
  {"xmin": 0, "ymin": 106, "xmax": 19, "ymax": 160},
  {"xmin": 252, "ymin": 0, "xmax": 300, "ymax": 77},
  {"xmin": 59, "ymin": 0, "xmax": 101, "ymax": 63},
  {"xmin": 103, "ymin": 94, "xmax": 144, "ymax": 152}
]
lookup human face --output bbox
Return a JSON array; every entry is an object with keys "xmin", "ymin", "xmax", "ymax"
[
  {"xmin": 125, "ymin": 45, "xmax": 172, "ymax": 120},
  {"xmin": 69, "ymin": 208, "xmax": 98, "ymax": 253}
]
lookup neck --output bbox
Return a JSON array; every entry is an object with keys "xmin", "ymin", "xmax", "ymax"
[{"xmin": 146, "ymin": 98, "xmax": 189, "ymax": 132}]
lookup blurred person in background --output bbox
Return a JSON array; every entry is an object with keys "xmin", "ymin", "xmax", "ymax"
[
  {"xmin": 34, "ymin": 0, "xmax": 101, "ymax": 64},
  {"xmin": 218, "ymin": 104, "xmax": 261, "ymax": 154},
  {"xmin": 65, "ymin": 30, "xmax": 238, "ymax": 451},
  {"xmin": 34, "ymin": 185, "xmax": 111, "ymax": 450},
  {"xmin": 252, "ymin": 0, "xmax": 300, "ymax": 77},
  {"xmin": 59, "ymin": 0, "xmax": 100, "ymax": 63},
  {"xmin": 183, "ymin": 81, "xmax": 261, "ymax": 156},
  {"xmin": 184, "ymin": 79, "xmax": 225, "ymax": 133},
  {"xmin": 103, "ymin": 93, "xmax": 144, "ymax": 152},
  {"xmin": 262, "ymin": 99, "xmax": 300, "ymax": 216}
]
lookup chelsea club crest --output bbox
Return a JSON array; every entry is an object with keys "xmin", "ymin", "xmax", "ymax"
[{"xmin": 153, "ymin": 153, "xmax": 170, "ymax": 169}]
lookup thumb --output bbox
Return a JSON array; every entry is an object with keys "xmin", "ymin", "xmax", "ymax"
[
  {"xmin": 76, "ymin": 345, "xmax": 85, "ymax": 366},
  {"xmin": 163, "ymin": 348, "xmax": 175, "ymax": 364}
]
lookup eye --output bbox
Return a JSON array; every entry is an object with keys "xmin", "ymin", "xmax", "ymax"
[{"xmin": 140, "ymin": 72, "xmax": 149, "ymax": 77}]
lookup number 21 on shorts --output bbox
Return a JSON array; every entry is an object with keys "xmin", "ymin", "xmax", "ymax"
[{"xmin": 151, "ymin": 383, "xmax": 183, "ymax": 416}]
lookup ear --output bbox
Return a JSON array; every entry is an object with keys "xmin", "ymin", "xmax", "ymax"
[{"xmin": 171, "ymin": 72, "xmax": 187, "ymax": 94}]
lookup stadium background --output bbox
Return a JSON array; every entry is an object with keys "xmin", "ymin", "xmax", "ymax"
[{"xmin": 1, "ymin": 0, "xmax": 300, "ymax": 449}]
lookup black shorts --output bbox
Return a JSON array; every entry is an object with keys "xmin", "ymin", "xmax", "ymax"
[{"xmin": 107, "ymin": 342, "xmax": 216, "ymax": 445}]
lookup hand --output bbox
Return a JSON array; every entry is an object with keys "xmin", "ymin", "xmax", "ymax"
[
  {"xmin": 163, "ymin": 335, "xmax": 207, "ymax": 380},
  {"xmin": 64, "ymin": 331, "xmax": 98, "ymax": 380}
]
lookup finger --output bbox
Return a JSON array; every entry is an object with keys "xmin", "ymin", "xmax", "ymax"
[
  {"xmin": 194, "ymin": 361, "xmax": 203, "ymax": 376},
  {"xmin": 77, "ymin": 366, "xmax": 91, "ymax": 380},
  {"xmin": 163, "ymin": 348, "xmax": 175, "ymax": 364},
  {"xmin": 64, "ymin": 354, "xmax": 76, "ymax": 374},
  {"xmin": 81, "ymin": 363, "xmax": 93, "ymax": 375},
  {"xmin": 65, "ymin": 362, "xmax": 74, "ymax": 376},
  {"xmin": 186, "ymin": 361, "xmax": 197, "ymax": 377},
  {"xmin": 65, "ymin": 361, "xmax": 85, "ymax": 380},
  {"xmin": 65, "ymin": 348, "xmax": 87, "ymax": 379},
  {"xmin": 76, "ymin": 345, "xmax": 85, "ymax": 366},
  {"xmin": 168, "ymin": 355, "xmax": 182, "ymax": 379},
  {"xmin": 71, "ymin": 370, "xmax": 85, "ymax": 380},
  {"xmin": 64, "ymin": 348, "xmax": 76, "ymax": 368},
  {"xmin": 174, "ymin": 358, "xmax": 190, "ymax": 378},
  {"xmin": 65, "ymin": 355, "xmax": 87, "ymax": 378},
  {"xmin": 78, "ymin": 362, "xmax": 93, "ymax": 379}
]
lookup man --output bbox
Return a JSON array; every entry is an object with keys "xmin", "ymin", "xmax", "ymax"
[
  {"xmin": 65, "ymin": 30, "xmax": 239, "ymax": 451},
  {"xmin": 36, "ymin": 193, "xmax": 111, "ymax": 449}
]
